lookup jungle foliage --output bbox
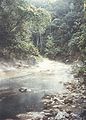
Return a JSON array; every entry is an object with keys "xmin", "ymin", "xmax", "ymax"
[
  {"xmin": 0, "ymin": 0, "xmax": 85, "ymax": 66},
  {"xmin": 0, "ymin": 0, "xmax": 51, "ymax": 59}
]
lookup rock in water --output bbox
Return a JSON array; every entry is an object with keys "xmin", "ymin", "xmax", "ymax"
[{"xmin": 19, "ymin": 87, "xmax": 27, "ymax": 93}]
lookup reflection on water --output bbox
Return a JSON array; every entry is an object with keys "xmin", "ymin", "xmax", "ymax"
[{"xmin": 0, "ymin": 59, "xmax": 74, "ymax": 119}]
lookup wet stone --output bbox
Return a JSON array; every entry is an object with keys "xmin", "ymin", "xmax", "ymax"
[
  {"xmin": 19, "ymin": 87, "xmax": 28, "ymax": 93},
  {"xmin": 42, "ymin": 95, "xmax": 51, "ymax": 99},
  {"xmin": 55, "ymin": 111, "xmax": 69, "ymax": 120},
  {"xmin": 43, "ymin": 115, "xmax": 48, "ymax": 120},
  {"xmin": 47, "ymin": 117, "xmax": 55, "ymax": 120},
  {"xmin": 44, "ymin": 112, "xmax": 53, "ymax": 117},
  {"xmin": 64, "ymin": 98, "xmax": 73, "ymax": 104},
  {"xmin": 52, "ymin": 105, "xmax": 59, "ymax": 109},
  {"xmin": 35, "ymin": 117, "xmax": 41, "ymax": 120},
  {"xmin": 66, "ymin": 109, "xmax": 72, "ymax": 114}
]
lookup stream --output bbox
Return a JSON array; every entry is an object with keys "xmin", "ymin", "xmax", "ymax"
[{"xmin": 0, "ymin": 59, "xmax": 74, "ymax": 120}]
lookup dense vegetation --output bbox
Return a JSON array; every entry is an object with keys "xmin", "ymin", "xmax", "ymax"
[
  {"xmin": 0, "ymin": 0, "xmax": 51, "ymax": 59},
  {"xmin": 0, "ymin": 0, "xmax": 86, "ymax": 70}
]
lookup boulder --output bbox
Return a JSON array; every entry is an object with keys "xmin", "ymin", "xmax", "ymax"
[{"xmin": 19, "ymin": 87, "xmax": 27, "ymax": 93}]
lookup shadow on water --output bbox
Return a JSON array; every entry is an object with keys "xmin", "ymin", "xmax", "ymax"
[
  {"xmin": 0, "ymin": 89, "xmax": 44, "ymax": 119},
  {"xmin": 0, "ymin": 77, "xmax": 44, "ymax": 119},
  {"xmin": 0, "ymin": 74, "xmax": 65, "ymax": 120},
  {"xmin": 0, "ymin": 91, "xmax": 43, "ymax": 119}
]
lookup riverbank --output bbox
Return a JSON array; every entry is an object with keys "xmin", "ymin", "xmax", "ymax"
[
  {"xmin": 0, "ymin": 58, "xmax": 72, "ymax": 80},
  {"xmin": 0, "ymin": 56, "xmax": 39, "ymax": 79}
]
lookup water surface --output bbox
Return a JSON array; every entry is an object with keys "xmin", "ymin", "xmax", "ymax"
[{"xmin": 0, "ymin": 59, "xmax": 74, "ymax": 119}]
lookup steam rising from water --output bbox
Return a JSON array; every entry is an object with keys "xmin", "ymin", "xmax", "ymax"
[{"xmin": 0, "ymin": 58, "xmax": 74, "ymax": 119}]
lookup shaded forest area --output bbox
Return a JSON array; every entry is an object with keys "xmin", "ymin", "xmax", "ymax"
[{"xmin": 0, "ymin": 0, "xmax": 86, "ymax": 81}]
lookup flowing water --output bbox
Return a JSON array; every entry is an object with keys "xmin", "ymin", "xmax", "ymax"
[{"xmin": 0, "ymin": 59, "xmax": 74, "ymax": 119}]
